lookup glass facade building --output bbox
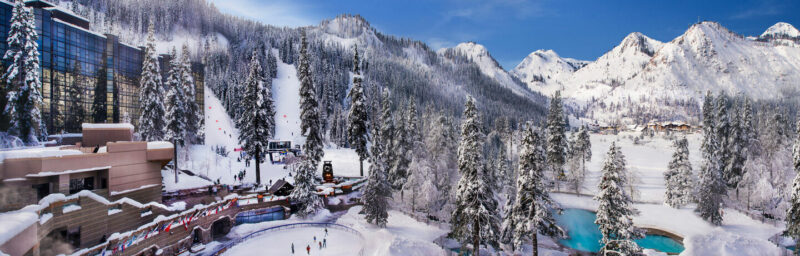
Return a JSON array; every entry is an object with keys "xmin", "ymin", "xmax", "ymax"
[{"xmin": 0, "ymin": 0, "xmax": 204, "ymax": 133}]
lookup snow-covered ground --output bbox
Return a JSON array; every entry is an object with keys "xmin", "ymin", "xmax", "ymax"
[
  {"xmin": 222, "ymin": 227, "xmax": 361, "ymax": 256},
  {"xmin": 575, "ymin": 132, "xmax": 702, "ymax": 203},
  {"xmin": 337, "ymin": 206, "xmax": 449, "ymax": 256}
]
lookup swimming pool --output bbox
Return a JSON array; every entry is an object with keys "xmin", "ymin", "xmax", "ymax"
[{"xmin": 554, "ymin": 208, "xmax": 684, "ymax": 254}]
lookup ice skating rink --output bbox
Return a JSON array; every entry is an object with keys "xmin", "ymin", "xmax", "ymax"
[{"xmin": 222, "ymin": 226, "xmax": 363, "ymax": 256}]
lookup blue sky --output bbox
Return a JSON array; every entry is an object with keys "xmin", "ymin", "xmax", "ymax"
[{"xmin": 208, "ymin": 0, "xmax": 800, "ymax": 70}]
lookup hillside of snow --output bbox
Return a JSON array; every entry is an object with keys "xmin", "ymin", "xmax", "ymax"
[{"xmin": 440, "ymin": 42, "xmax": 532, "ymax": 97}]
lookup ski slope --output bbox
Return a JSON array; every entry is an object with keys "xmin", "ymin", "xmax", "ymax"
[{"xmin": 272, "ymin": 50, "xmax": 305, "ymax": 145}]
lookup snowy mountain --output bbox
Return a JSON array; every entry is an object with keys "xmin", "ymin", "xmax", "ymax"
[
  {"xmin": 760, "ymin": 22, "xmax": 800, "ymax": 40},
  {"xmin": 513, "ymin": 21, "xmax": 800, "ymax": 124},
  {"xmin": 440, "ymin": 42, "xmax": 532, "ymax": 97},
  {"xmin": 509, "ymin": 49, "xmax": 589, "ymax": 96}
]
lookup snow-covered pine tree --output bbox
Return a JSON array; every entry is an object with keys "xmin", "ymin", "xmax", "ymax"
[
  {"xmin": 180, "ymin": 44, "xmax": 202, "ymax": 144},
  {"xmin": 451, "ymin": 97, "xmax": 500, "ymax": 255},
  {"xmin": 360, "ymin": 88, "xmax": 392, "ymax": 227},
  {"xmin": 235, "ymin": 50, "xmax": 269, "ymax": 185},
  {"xmin": 347, "ymin": 45, "xmax": 369, "ymax": 176},
  {"xmin": 577, "ymin": 125, "xmax": 592, "ymax": 171},
  {"xmin": 65, "ymin": 61, "xmax": 85, "ymax": 132},
  {"xmin": 511, "ymin": 123, "xmax": 565, "ymax": 254},
  {"xmin": 298, "ymin": 30, "xmax": 324, "ymax": 164},
  {"xmin": 390, "ymin": 105, "xmax": 411, "ymax": 191},
  {"xmin": 546, "ymin": 91, "xmax": 568, "ymax": 182},
  {"xmin": 165, "ymin": 48, "xmax": 187, "ymax": 147},
  {"xmin": 3, "ymin": 0, "xmax": 44, "ymax": 142},
  {"xmin": 379, "ymin": 90, "xmax": 395, "ymax": 177},
  {"xmin": 137, "ymin": 21, "xmax": 166, "ymax": 141},
  {"xmin": 0, "ymin": 62, "xmax": 10, "ymax": 132},
  {"xmin": 786, "ymin": 121, "xmax": 800, "ymax": 255},
  {"xmin": 726, "ymin": 99, "xmax": 747, "ymax": 197},
  {"xmin": 715, "ymin": 93, "xmax": 734, "ymax": 189},
  {"xmin": 594, "ymin": 142, "xmax": 643, "ymax": 255},
  {"xmin": 267, "ymin": 49, "xmax": 278, "ymax": 79},
  {"xmin": 696, "ymin": 91, "xmax": 725, "ymax": 225},
  {"xmin": 664, "ymin": 137, "xmax": 693, "ymax": 208},
  {"xmin": 500, "ymin": 181, "xmax": 517, "ymax": 248},
  {"xmin": 290, "ymin": 158, "xmax": 326, "ymax": 218}
]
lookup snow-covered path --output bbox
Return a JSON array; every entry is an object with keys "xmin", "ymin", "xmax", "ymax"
[{"xmin": 272, "ymin": 54, "xmax": 304, "ymax": 145}]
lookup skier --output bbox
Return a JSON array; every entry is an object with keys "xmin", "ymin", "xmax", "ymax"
[{"xmin": 291, "ymin": 243, "xmax": 294, "ymax": 254}]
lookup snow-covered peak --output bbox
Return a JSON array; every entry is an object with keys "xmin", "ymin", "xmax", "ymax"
[
  {"xmin": 318, "ymin": 14, "xmax": 373, "ymax": 39},
  {"xmin": 449, "ymin": 42, "xmax": 501, "ymax": 68},
  {"xmin": 510, "ymin": 49, "xmax": 590, "ymax": 95},
  {"xmin": 618, "ymin": 32, "xmax": 663, "ymax": 57},
  {"xmin": 760, "ymin": 22, "xmax": 800, "ymax": 39},
  {"xmin": 442, "ymin": 41, "xmax": 530, "ymax": 97}
]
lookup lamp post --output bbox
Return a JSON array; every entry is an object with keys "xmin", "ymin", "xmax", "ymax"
[{"xmin": 174, "ymin": 138, "xmax": 179, "ymax": 183}]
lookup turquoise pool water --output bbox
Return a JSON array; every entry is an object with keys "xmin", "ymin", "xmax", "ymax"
[{"xmin": 554, "ymin": 208, "xmax": 685, "ymax": 254}]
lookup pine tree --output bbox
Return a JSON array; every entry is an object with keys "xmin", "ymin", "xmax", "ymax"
[
  {"xmin": 290, "ymin": 158, "xmax": 325, "ymax": 218},
  {"xmin": 546, "ymin": 91, "xmax": 568, "ymax": 181},
  {"xmin": 298, "ymin": 30, "xmax": 324, "ymax": 164},
  {"xmin": 451, "ymin": 97, "xmax": 500, "ymax": 255},
  {"xmin": 165, "ymin": 48, "xmax": 187, "ymax": 146},
  {"xmin": 511, "ymin": 123, "xmax": 565, "ymax": 254},
  {"xmin": 390, "ymin": 104, "xmax": 411, "ymax": 191},
  {"xmin": 664, "ymin": 137, "xmax": 693, "ymax": 208},
  {"xmin": 267, "ymin": 49, "xmax": 278, "ymax": 79},
  {"xmin": 715, "ymin": 93, "xmax": 734, "ymax": 189},
  {"xmin": 696, "ymin": 91, "xmax": 725, "ymax": 225},
  {"xmin": 726, "ymin": 99, "xmax": 747, "ymax": 194},
  {"xmin": 180, "ymin": 44, "xmax": 202, "ymax": 144},
  {"xmin": 787, "ymin": 121, "xmax": 800, "ymax": 255},
  {"xmin": 235, "ymin": 50, "xmax": 270, "ymax": 185},
  {"xmin": 595, "ymin": 142, "xmax": 643, "ymax": 255},
  {"xmin": 65, "ymin": 62, "xmax": 85, "ymax": 132},
  {"xmin": 91, "ymin": 67, "xmax": 107, "ymax": 123},
  {"xmin": 137, "ymin": 21, "xmax": 166, "ymax": 141},
  {"xmin": 3, "ymin": 0, "xmax": 45, "ymax": 142},
  {"xmin": 0, "ymin": 62, "xmax": 9, "ymax": 132},
  {"xmin": 360, "ymin": 88, "xmax": 392, "ymax": 227},
  {"xmin": 347, "ymin": 45, "xmax": 369, "ymax": 176}
]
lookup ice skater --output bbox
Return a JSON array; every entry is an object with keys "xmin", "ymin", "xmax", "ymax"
[
  {"xmin": 291, "ymin": 243, "xmax": 294, "ymax": 254},
  {"xmin": 306, "ymin": 245, "xmax": 310, "ymax": 255},
  {"xmin": 313, "ymin": 236, "xmax": 316, "ymax": 242},
  {"xmin": 324, "ymin": 228, "xmax": 328, "ymax": 236},
  {"xmin": 318, "ymin": 241, "xmax": 322, "ymax": 250},
  {"xmin": 323, "ymin": 238, "xmax": 326, "ymax": 248}
]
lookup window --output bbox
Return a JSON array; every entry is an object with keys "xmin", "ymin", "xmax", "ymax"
[
  {"xmin": 32, "ymin": 183, "xmax": 50, "ymax": 200},
  {"xmin": 68, "ymin": 177, "xmax": 94, "ymax": 194}
]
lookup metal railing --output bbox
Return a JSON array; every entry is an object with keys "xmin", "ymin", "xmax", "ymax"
[{"xmin": 209, "ymin": 222, "xmax": 365, "ymax": 256}]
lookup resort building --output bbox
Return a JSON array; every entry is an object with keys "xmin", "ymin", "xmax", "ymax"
[{"xmin": 0, "ymin": 0, "xmax": 205, "ymax": 134}]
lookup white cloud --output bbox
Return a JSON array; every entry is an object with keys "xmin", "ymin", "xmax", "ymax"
[{"xmin": 208, "ymin": 0, "xmax": 319, "ymax": 27}]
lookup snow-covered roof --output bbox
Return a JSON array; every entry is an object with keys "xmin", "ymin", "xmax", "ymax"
[
  {"xmin": 147, "ymin": 141, "xmax": 173, "ymax": 150},
  {"xmin": 0, "ymin": 147, "xmax": 83, "ymax": 163},
  {"xmin": 25, "ymin": 165, "xmax": 110, "ymax": 178},
  {"xmin": 0, "ymin": 206, "xmax": 38, "ymax": 246},
  {"xmin": 81, "ymin": 123, "xmax": 133, "ymax": 130},
  {"xmin": 52, "ymin": 18, "xmax": 106, "ymax": 39}
]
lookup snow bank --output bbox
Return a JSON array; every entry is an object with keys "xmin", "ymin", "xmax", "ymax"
[
  {"xmin": 147, "ymin": 141, "xmax": 173, "ymax": 150},
  {"xmin": 336, "ymin": 206, "xmax": 448, "ymax": 256},
  {"xmin": 682, "ymin": 229, "xmax": 781, "ymax": 256},
  {"xmin": 0, "ymin": 206, "xmax": 39, "ymax": 245},
  {"xmin": 81, "ymin": 123, "xmax": 134, "ymax": 130}
]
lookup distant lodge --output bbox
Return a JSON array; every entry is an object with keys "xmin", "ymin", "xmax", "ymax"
[{"xmin": 588, "ymin": 121, "xmax": 701, "ymax": 134}]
